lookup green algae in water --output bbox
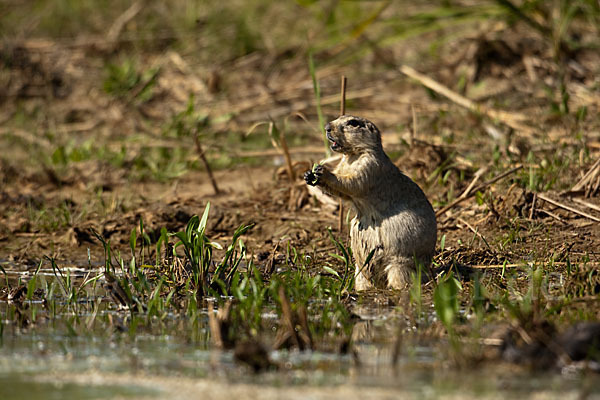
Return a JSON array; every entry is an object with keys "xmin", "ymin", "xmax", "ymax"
[{"xmin": 0, "ymin": 374, "xmax": 160, "ymax": 400}]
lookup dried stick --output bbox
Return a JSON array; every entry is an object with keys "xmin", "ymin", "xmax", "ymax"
[
  {"xmin": 106, "ymin": 1, "xmax": 142, "ymax": 45},
  {"xmin": 194, "ymin": 132, "xmax": 220, "ymax": 195},
  {"xmin": 592, "ymin": 176, "xmax": 600, "ymax": 197},
  {"xmin": 472, "ymin": 261, "xmax": 600, "ymax": 269},
  {"xmin": 410, "ymin": 104, "xmax": 417, "ymax": 148},
  {"xmin": 528, "ymin": 192, "xmax": 537, "ymax": 220},
  {"xmin": 537, "ymin": 193, "xmax": 600, "ymax": 223},
  {"xmin": 338, "ymin": 76, "xmax": 347, "ymax": 233},
  {"xmin": 571, "ymin": 197, "xmax": 600, "ymax": 213},
  {"xmin": 539, "ymin": 208, "xmax": 568, "ymax": 225},
  {"xmin": 569, "ymin": 157, "xmax": 600, "ymax": 193},
  {"xmin": 436, "ymin": 165, "xmax": 522, "ymax": 218},
  {"xmin": 399, "ymin": 65, "xmax": 534, "ymax": 134},
  {"xmin": 470, "ymin": 263, "xmax": 522, "ymax": 269},
  {"xmin": 273, "ymin": 122, "xmax": 295, "ymax": 182},
  {"xmin": 461, "ymin": 166, "xmax": 488, "ymax": 198},
  {"xmin": 457, "ymin": 217, "xmax": 494, "ymax": 253},
  {"xmin": 340, "ymin": 76, "xmax": 347, "ymax": 116}
]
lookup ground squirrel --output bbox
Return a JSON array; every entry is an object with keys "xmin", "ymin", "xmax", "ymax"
[{"xmin": 304, "ymin": 115, "xmax": 437, "ymax": 290}]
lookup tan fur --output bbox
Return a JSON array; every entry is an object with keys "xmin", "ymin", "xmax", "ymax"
[{"xmin": 305, "ymin": 115, "xmax": 437, "ymax": 290}]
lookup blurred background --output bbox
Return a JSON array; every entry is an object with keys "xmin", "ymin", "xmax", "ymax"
[{"xmin": 1, "ymin": 0, "xmax": 599, "ymax": 254}]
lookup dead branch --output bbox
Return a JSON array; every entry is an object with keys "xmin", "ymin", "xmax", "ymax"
[
  {"xmin": 436, "ymin": 165, "xmax": 523, "ymax": 218},
  {"xmin": 571, "ymin": 197, "xmax": 600, "ymax": 214},
  {"xmin": 274, "ymin": 122, "xmax": 295, "ymax": 182},
  {"xmin": 538, "ymin": 208, "xmax": 569, "ymax": 225},
  {"xmin": 537, "ymin": 193, "xmax": 600, "ymax": 223},
  {"xmin": 457, "ymin": 217, "xmax": 494, "ymax": 253},
  {"xmin": 410, "ymin": 104, "xmax": 417, "ymax": 147},
  {"xmin": 528, "ymin": 192, "xmax": 537, "ymax": 220},
  {"xmin": 194, "ymin": 132, "xmax": 220, "ymax": 195},
  {"xmin": 340, "ymin": 75, "xmax": 347, "ymax": 116},
  {"xmin": 470, "ymin": 263, "xmax": 523, "ymax": 269},
  {"xmin": 568, "ymin": 157, "xmax": 600, "ymax": 195},
  {"xmin": 106, "ymin": 2, "xmax": 143, "ymax": 47},
  {"xmin": 399, "ymin": 65, "xmax": 535, "ymax": 134}
]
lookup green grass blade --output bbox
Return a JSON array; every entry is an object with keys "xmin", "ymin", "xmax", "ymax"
[
  {"xmin": 308, "ymin": 51, "xmax": 329, "ymax": 156},
  {"xmin": 198, "ymin": 202, "xmax": 211, "ymax": 234}
]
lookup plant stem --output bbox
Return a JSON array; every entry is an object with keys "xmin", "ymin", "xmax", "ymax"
[{"xmin": 194, "ymin": 132, "xmax": 220, "ymax": 195}]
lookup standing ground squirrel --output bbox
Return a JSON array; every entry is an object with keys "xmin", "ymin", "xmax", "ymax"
[{"xmin": 304, "ymin": 115, "xmax": 437, "ymax": 290}]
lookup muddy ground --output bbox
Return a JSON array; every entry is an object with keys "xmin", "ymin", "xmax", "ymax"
[
  {"xmin": 1, "ymin": 2, "xmax": 600, "ymax": 396},
  {"xmin": 1, "ymin": 28, "xmax": 599, "ymax": 270}
]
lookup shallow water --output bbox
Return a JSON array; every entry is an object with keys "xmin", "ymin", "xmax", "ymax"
[
  {"xmin": 1, "ymin": 266, "xmax": 600, "ymax": 399},
  {"xmin": 2, "ymin": 309, "xmax": 600, "ymax": 400},
  {"xmin": 0, "ymin": 374, "xmax": 159, "ymax": 400}
]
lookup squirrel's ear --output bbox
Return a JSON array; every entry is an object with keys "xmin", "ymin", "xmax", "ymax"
[{"xmin": 367, "ymin": 121, "xmax": 380, "ymax": 134}]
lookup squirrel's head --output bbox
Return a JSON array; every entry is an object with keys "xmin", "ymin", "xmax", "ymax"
[{"xmin": 325, "ymin": 115, "xmax": 382, "ymax": 155}]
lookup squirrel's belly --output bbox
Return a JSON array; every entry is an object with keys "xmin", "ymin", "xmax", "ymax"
[
  {"xmin": 350, "ymin": 216, "xmax": 383, "ymax": 266},
  {"xmin": 350, "ymin": 209, "xmax": 435, "ymax": 263}
]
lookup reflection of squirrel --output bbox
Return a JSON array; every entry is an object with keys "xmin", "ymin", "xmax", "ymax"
[{"xmin": 304, "ymin": 115, "xmax": 437, "ymax": 290}]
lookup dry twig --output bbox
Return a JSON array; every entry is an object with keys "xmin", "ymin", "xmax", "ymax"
[
  {"xmin": 568, "ymin": 157, "xmax": 600, "ymax": 196},
  {"xmin": 537, "ymin": 193, "xmax": 600, "ymax": 223},
  {"xmin": 528, "ymin": 192, "xmax": 537, "ymax": 220},
  {"xmin": 539, "ymin": 208, "xmax": 568, "ymax": 224},
  {"xmin": 436, "ymin": 165, "xmax": 523, "ymax": 218},
  {"xmin": 410, "ymin": 104, "xmax": 417, "ymax": 148},
  {"xmin": 340, "ymin": 75, "xmax": 347, "ymax": 116},
  {"xmin": 470, "ymin": 263, "xmax": 522, "ymax": 269},
  {"xmin": 106, "ymin": 2, "xmax": 142, "ymax": 48},
  {"xmin": 399, "ymin": 65, "xmax": 535, "ymax": 134},
  {"xmin": 571, "ymin": 197, "xmax": 600, "ymax": 213},
  {"xmin": 273, "ymin": 122, "xmax": 295, "ymax": 182},
  {"xmin": 194, "ymin": 132, "xmax": 220, "ymax": 195},
  {"xmin": 457, "ymin": 217, "xmax": 494, "ymax": 253}
]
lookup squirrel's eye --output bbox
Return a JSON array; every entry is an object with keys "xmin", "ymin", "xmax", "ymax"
[{"xmin": 347, "ymin": 119, "xmax": 364, "ymax": 128}]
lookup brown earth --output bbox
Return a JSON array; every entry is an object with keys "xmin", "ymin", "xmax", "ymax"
[
  {"xmin": 1, "ymin": 20, "xmax": 599, "ymax": 279},
  {"xmin": 1, "ymin": 145, "xmax": 599, "ymax": 278}
]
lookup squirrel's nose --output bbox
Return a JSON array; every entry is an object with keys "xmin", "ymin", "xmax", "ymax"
[{"xmin": 325, "ymin": 123, "xmax": 332, "ymax": 133}]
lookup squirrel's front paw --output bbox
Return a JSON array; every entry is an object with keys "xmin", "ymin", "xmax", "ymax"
[{"xmin": 304, "ymin": 164, "xmax": 323, "ymax": 186}]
